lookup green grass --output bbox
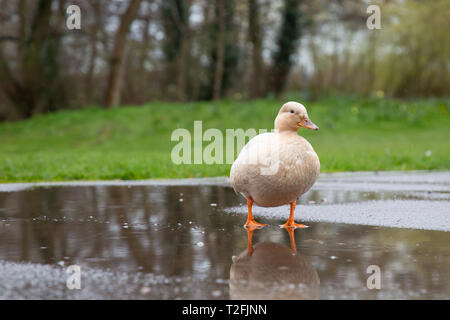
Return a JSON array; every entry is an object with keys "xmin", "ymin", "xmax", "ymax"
[{"xmin": 0, "ymin": 96, "xmax": 449, "ymax": 182}]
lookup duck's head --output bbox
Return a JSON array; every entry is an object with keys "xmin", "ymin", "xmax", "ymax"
[{"xmin": 274, "ymin": 101, "xmax": 319, "ymax": 132}]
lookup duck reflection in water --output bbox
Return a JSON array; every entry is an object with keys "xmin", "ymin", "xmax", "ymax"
[{"xmin": 230, "ymin": 226, "xmax": 320, "ymax": 300}]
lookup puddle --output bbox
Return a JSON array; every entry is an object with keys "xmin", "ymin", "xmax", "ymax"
[{"xmin": 0, "ymin": 181, "xmax": 449, "ymax": 299}]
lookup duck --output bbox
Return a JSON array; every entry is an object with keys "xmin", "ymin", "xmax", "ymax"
[
  {"xmin": 229, "ymin": 227, "xmax": 320, "ymax": 299},
  {"xmin": 230, "ymin": 101, "xmax": 320, "ymax": 229}
]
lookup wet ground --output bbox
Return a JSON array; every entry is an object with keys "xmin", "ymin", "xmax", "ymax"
[{"xmin": 0, "ymin": 171, "xmax": 449, "ymax": 299}]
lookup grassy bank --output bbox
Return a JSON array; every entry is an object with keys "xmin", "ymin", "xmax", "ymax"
[{"xmin": 0, "ymin": 97, "xmax": 449, "ymax": 182}]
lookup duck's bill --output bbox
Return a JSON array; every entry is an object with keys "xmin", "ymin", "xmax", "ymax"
[{"xmin": 298, "ymin": 119, "xmax": 319, "ymax": 131}]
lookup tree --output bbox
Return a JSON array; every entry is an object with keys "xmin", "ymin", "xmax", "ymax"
[
  {"xmin": 161, "ymin": 0, "xmax": 191, "ymax": 101},
  {"xmin": 104, "ymin": 0, "xmax": 142, "ymax": 108},
  {"xmin": 206, "ymin": 0, "xmax": 239, "ymax": 100},
  {"xmin": 0, "ymin": 0, "xmax": 66, "ymax": 118},
  {"xmin": 248, "ymin": 0, "xmax": 264, "ymax": 98},
  {"xmin": 267, "ymin": 0, "xmax": 303, "ymax": 96},
  {"xmin": 212, "ymin": 0, "xmax": 226, "ymax": 100},
  {"xmin": 85, "ymin": 0, "xmax": 103, "ymax": 104}
]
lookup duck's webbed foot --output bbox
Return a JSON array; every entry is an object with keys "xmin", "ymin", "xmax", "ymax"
[
  {"xmin": 244, "ymin": 219, "xmax": 267, "ymax": 229},
  {"xmin": 279, "ymin": 201, "xmax": 309, "ymax": 229},
  {"xmin": 279, "ymin": 221, "xmax": 309, "ymax": 229}
]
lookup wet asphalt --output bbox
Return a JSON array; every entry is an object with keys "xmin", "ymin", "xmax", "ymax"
[{"xmin": 0, "ymin": 171, "xmax": 448, "ymax": 299}]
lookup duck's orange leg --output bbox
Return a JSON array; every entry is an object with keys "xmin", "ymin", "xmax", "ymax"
[
  {"xmin": 284, "ymin": 226, "xmax": 297, "ymax": 252},
  {"xmin": 246, "ymin": 226, "xmax": 256, "ymax": 255},
  {"xmin": 280, "ymin": 201, "xmax": 309, "ymax": 229},
  {"xmin": 244, "ymin": 197, "xmax": 266, "ymax": 229}
]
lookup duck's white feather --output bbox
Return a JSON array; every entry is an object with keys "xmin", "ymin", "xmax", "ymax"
[{"xmin": 230, "ymin": 131, "xmax": 319, "ymax": 207}]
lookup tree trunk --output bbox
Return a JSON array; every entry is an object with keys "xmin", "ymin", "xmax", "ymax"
[
  {"xmin": 268, "ymin": 0, "xmax": 302, "ymax": 96},
  {"xmin": 161, "ymin": 0, "xmax": 190, "ymax": 101},
  {"xmin": 191, "ymin": 0, "xmax": 211, "ymax": 101},
  {"xmin": 85, "ymin": 0, "xmax": 102, "ymax": 103},
  {"xmin": 138, "ymin": 6, "xmax": 152, "ymax": 102},
  {"xmin": 175, "ymin": 0, "xmax": 191, "ymax": 101},
  {"xmin": 248, "ymin": 0, "xmax": 264, "ymax": 98},
  {"xmin": 176, "ymin": 36, "xmax": 188, "ymax": 101},
  {"xmin": 104, "ymin": 0, "xmax": 142, "ymax": 108},
  {"xmin": 0, "ymin": 0, "xmax": 62, "ymax": 118},
  {"xmin": 212, "ymin": 0, "xmax": 226, "ymax": 100}
]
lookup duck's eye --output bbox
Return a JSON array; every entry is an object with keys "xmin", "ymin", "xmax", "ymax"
[{"xmin": 290, "ymin": 110, "xmax": 294, "ymax": 114}]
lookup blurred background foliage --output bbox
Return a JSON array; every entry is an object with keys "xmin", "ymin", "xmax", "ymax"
[
  {"xmin": 0, "ymin": 96, "xmax": 448, "ymax": 181},
  {"xmin": 0, "ymin": 0, "xmax": 449, "ymax": 120}
]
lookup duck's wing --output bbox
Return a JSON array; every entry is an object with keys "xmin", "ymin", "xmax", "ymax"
[{"xmin": 230, "ymin": 133, "xmax": 277, "ymax": 194}]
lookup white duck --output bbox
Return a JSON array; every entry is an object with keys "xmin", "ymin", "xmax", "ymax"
[{"xmin": 230, "ymin": 101, "xmax": 320, "ymax": 229}]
